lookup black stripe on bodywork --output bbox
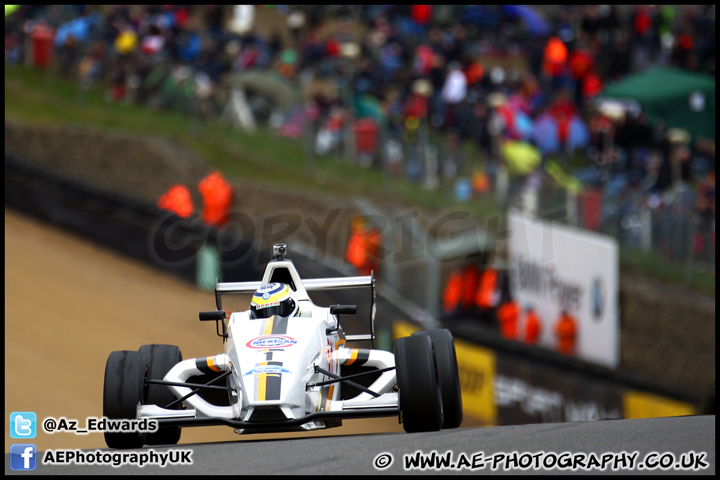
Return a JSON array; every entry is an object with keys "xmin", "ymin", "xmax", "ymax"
[
  {"xmin": 264, "ymin": 360, "xmax": 283, "ymax": 400},
  {"xmin": 354, "ymin": 349, "xmax": 371, "ymax": 367}
]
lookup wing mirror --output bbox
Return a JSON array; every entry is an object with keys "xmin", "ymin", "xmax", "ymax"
[
  {"xmin": 199, "ymin": 310, "xmax": 226, "ymax": 321},
  {"xmin": 330, "ymin": 305, "xmax": 357, "ymax": 315},
  {"xmin": 199, "ymin": 310, "xmax": 228, "ymax": 339}
]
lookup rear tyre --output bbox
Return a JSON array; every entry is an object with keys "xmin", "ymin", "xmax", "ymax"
[
  {"xmin": 413, "ymin": 329, "xmax": 463, "ymax": 428},
  {"xmin": 394, "ymin": 335, "xmax": 443, "ymax": 433},
  {"xmin": 139, "ymin": 344, "xmax": 183, "ymax": 445},
  {"xmin": 103, "ymin": 350, "xmax": 148, "ymax": 449}
]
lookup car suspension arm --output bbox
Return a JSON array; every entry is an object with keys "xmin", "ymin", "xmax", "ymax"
[
  {"xmin": 145, "ymin": 379, "xmax": 233, "ymax": 392},
  {"xmin": 310, "ymin": 365, "xmax": 394, "ymax": 398},
  {"xmin": 161, "ymin": 370, "xmax": 233, "ymax": 409}
]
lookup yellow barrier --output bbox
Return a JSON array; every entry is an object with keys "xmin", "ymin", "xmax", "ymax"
[{"xmin": 623, "ymin": 390, "xmax": 696, "ymax": 420}]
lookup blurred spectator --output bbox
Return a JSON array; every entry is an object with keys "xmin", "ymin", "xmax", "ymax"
[
  {"xmin": 440, "ymin": 61, "xmax": 467, "ymax": 130},
  {"xmin": 459, "ymin": 262, "xmax": 482, "ymax": 314},
  {"xmin": 542, "ymin": 35, "xmax": 569, "ymax": 92},
  {"xmin": 411, "ymin": 5, "xmax": 433, "ymax": 28},
  {"xmin": 496, "ymin": 297, "xmax": 519, "ymax": 340},
  {"xmin": 157, "ymin": 184, "xmax": 194, "ymax": 218},
  {"xmin": 442, "ymin": 267, "xmax": 463, "ymax": 319},
  {"xmin": 474, "ymin": 266, "xmax": 500, "ymax": 326},
  {"xmin": 568, "ymin": 40, "xmax": 595, "ymax": 109},
  {"xmin": 345, "ymin": 217, "xmax": 382, "ymax": 276},
  {"xmin": 522, "ymin": 306, "xmax": 542, "ymax": 346},
  {"xmin": 554, "ymin": 309, "xmax": 578, "ymax": 356},
  {"xmin": 286, "ymin": 8, "xmax": 306, "ymax": 47},
  {"xmin": 198, "ymin": 171, "xmax": 233, "ymax": 227}
]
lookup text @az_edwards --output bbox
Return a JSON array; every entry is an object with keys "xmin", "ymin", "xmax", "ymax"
[{"xmin": 42, "ymin": 417, "xmax": 158, "ymax": 434}]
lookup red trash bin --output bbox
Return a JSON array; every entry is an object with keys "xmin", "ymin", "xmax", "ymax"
[
  {"xmin": 354, "ymin": 118, "xmax": 379, "ymax": 155},
  {"xmin": 31, "ymin": 24, "xmax": 54, "ymax": 69}
]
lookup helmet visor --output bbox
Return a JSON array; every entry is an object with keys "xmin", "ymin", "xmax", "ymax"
[{"xmin": 250, "ymin": 298, "xmax": 296, "ymax": 319}]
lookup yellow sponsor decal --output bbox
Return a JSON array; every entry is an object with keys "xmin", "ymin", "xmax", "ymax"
[
  {"xmin": 263, "ymin": 316, "xmax": 275, "ymax": 335},
  {"xmin": 206, "ymin": 356, "xmax": 222, "ymax": 372},
  {"xmin": 392, "ymin": 320, "xmax": 498, "ymax": 426},
  {"xmin": 344, "ymin": 348, "xmax": 359, "ymax": 366},
  {"xmin": 623, "ymin": 390, "xmax": 696, "ymax": 419},
  {"xmin": 256, "ymin": 364, "xmax": 268, "ymax": 401}
]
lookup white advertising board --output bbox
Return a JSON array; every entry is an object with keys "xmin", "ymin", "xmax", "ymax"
[{"xmin": 508, "ymin": 210, "xmax": 619, "ymax": 368}]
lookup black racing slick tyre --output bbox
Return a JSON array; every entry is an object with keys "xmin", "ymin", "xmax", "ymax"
[
  {"xmin": 413, "ymin": 329, "xmax": 463, "ymax": 429},
  {"xmin": 103, "ymin": 350, "xmax": 149, "ymax": 449},
  {"xmin": 394, "ymin": 335, "xmax": 443, "ymax": 433},
  {"xmin": 139, "ymin": 344, "xmax": 183, "ymax": 446}
]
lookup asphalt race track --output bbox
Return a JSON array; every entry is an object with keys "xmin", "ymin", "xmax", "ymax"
[{"xmin": 4, "ymin": 209, "xmax": 715, "ymax": 475}]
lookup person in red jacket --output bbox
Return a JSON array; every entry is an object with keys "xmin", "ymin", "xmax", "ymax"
[
  {"xmin": 345, "ymin": 221, "xmax": 368, "ymax": 274},
  {"xmin": 460, "ymin": 263, "xmax": 481, "ymax": 313},
  {"xmin": 555, "ymin": 309, "xmax": 577, "ymax": 356},
  {"xmin": 442, "ymin": 268, "xmax": 463, "ymax": 317},
  {"xmin": 496, "ymin": 299, "xmax": 519, "ymax": 340},
  {"xmin": 345, "ymin": 218, "xmax": 382, "ymax": 277},
  {"xmin": 523, "ymin": 306, "xmax": 542, "ymax": 346},
  {"xmin": 474, "ymin": 267, "xmax": 498, "ymax": 310},
  {"xmin": 474, "ymin": 266, "xmax": 499, "ymax": 326},
  {"xmin": 363, "ymin": 225, "xmax": 382, "ymax": 276},
  {"xmin": 157, "ymin": 184, "xmax": 194, "ymax": 218},
  {"xmin": 198, "ymin": 171, "xmax": 233, "ymax": 227}
]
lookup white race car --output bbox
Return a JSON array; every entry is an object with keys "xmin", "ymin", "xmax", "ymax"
[{"xmin": 103, "ymin": 244, "xmax": 462, "ymax": 449}]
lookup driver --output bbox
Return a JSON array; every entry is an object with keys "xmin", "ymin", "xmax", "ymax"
[{"xmin": 250, "ymin": 282, "xmax": 299, "ymax": 319}]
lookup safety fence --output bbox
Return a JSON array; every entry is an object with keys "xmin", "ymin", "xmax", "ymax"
[{"xmin": 514, "ymin": 180, "xmax": 715, "ymax": 285}]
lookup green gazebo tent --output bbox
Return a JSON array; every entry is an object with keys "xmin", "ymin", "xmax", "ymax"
[{"xmin": 602, "ymin": 67, "xmax": 715, "ymax": 140}]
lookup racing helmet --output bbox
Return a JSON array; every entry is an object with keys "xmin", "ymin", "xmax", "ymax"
[{"xmin": 250, "ymin": 283, "xmax": 298, "ymax": 319}]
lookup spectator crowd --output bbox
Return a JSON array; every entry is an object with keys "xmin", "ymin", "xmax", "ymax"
[{"xmin": 5, "ymin": 5, "xmax": 714, "ymax": 275}]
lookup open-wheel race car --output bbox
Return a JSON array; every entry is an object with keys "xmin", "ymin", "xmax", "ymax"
[{"xmin": 103, "ymin": 244, "xmax": 462, "ymax": 449}]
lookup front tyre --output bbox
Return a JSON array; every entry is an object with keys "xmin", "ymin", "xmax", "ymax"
[
  {"xmin": 139, "ymin": 344, "xmax": 183, "ymax": 445},
  {"xmin": 394, "ymin": 335, "xmax": 443, "ymax": 433},
  {"xmin": 413, "ymin": 329, "xmax": 463, "ymax": 428},
  {"xmin": 103, "ymin": 350, "xmax": 148, "ymax": 449}
]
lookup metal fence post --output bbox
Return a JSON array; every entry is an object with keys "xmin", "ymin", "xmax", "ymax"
[{"xmin": 640, "ymin": 206, "xmax": 652, "ymax": 253}]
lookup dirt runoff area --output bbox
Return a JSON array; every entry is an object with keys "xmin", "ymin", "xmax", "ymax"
[{"xmin": 4, "ymin": 208, "xmax": 403, "ymax": 454}]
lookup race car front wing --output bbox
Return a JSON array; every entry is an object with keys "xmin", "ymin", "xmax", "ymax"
[{"xmin": 137, "ymin": 350, "xmax": 400, "ymax": 430}]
